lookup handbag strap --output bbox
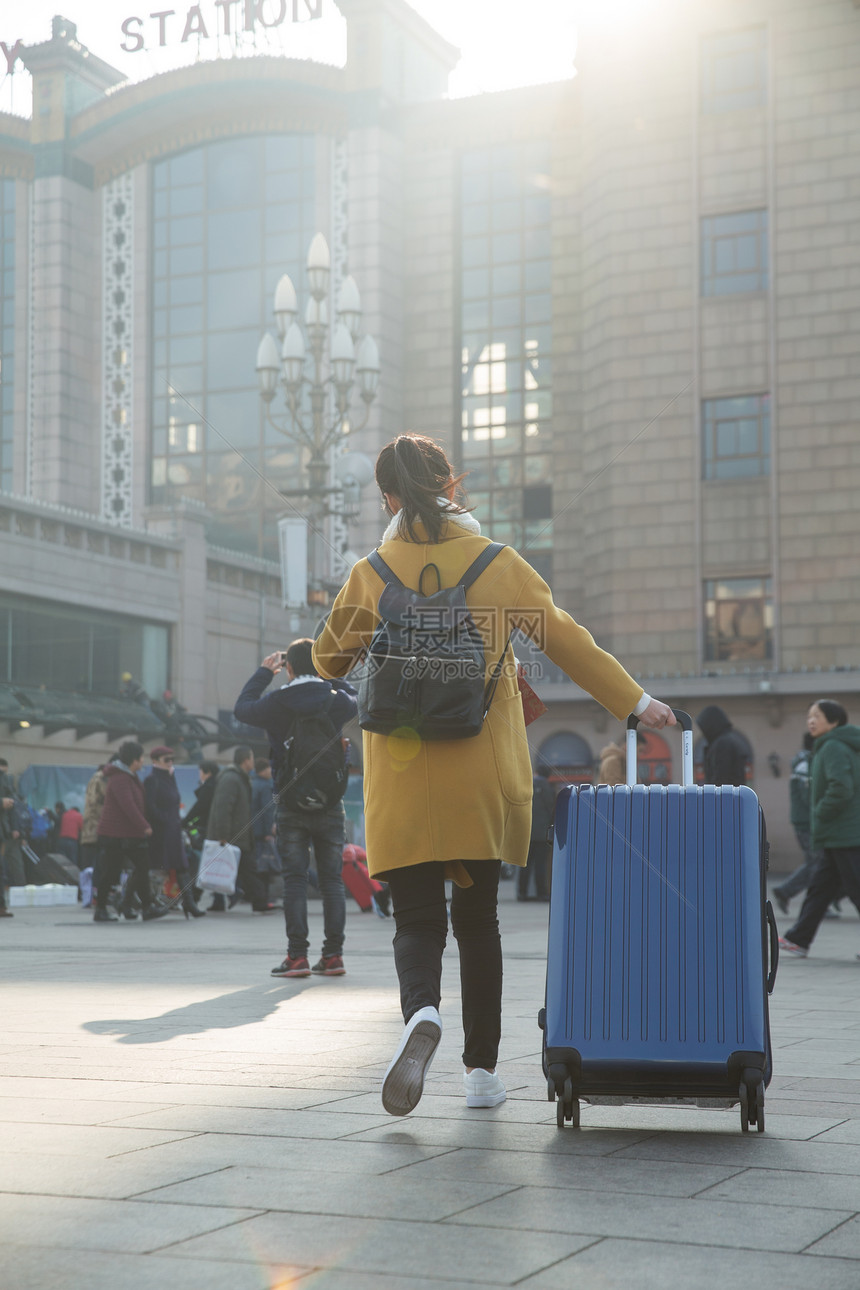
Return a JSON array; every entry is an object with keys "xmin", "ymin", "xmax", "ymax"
[{"xmin": 483, "ymin": 627, "xmax": 515, "ymax": 719}]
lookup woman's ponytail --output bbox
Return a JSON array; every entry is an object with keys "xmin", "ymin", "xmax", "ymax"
[{"xmin": 376, "ymin": 434, "xmax": 469, "ymax": 542}]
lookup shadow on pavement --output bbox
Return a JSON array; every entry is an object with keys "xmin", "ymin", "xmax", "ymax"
[{"xmin": 81, "ymin": 981, "xmax": 312, "ymax": 1043}]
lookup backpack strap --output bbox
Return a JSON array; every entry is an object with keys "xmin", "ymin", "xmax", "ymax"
[
  {"xmin": 460, "ymin": 542, "xmax": 506, "ymax": 590},
  {"xmin": 366, "ymin": 549, "xmax": 405, "ymax": 589},
  {"xmin": 368, "ymin": 541, "xmax": 506, "ymax": 593}
]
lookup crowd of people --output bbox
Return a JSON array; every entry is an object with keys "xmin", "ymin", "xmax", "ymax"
[{"xmin": 0, "ymin": 688, "xmax": 855, "ymax": 967}]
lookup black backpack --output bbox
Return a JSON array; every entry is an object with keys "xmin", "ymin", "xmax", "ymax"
[
  {"xmin": 277, "ymin": 690, "xmax": 349, "ymax": 814},
  {"xmin": 358, "ymin": 542, "xmax": 511, "ymax": 741}
]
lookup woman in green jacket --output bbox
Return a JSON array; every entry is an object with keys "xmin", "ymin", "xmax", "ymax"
[{"xmin": 781, "ymin": 700, "xmax": 860, "ymax": 956}]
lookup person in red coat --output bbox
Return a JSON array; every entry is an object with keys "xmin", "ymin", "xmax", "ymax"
[
  {"xmin": 95, "ymin": 741, "xmax": 166, "ymax": 923},
  {"xmin": 56, "ymin": 804, "xmax": 83, "ymax": 869}
]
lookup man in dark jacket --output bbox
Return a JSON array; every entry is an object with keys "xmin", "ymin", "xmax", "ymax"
[
  {"xmin": 696, "ymin": 706, "xmax": 749, "ymax": 787},
  {"xmin": 235, "ymin": 639, "xmax": 358, "ymax": 979},
  {"xmin": 95, "ymin": 740, "xmax": 166, "ymax": 923},
  {"xmin": 518, "ymin": 763, "xmax": 555, "ymax": 901},
  {"xmin": 205, "ymin": 746, "xmax": 268, "ymax": 912}
]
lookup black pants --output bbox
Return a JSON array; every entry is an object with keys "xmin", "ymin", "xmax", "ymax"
[
  {"xmin": 96, "ymin": 837, "xmax": 152, "ymax": 912},
  {"xmin": 787, "ymin": 847, "xmax": 860, "ymax": 949},
  {"xmin": 518, "ymin": 840, "xmax": 550, "ymax": 900},
  {"xmin": 384, "ymin": 860, "xmax": 502, "ymax": 1071}
]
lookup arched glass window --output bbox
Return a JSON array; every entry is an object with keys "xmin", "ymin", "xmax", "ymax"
[{"xmin": 537, "ymin": 731, "xmax": 593, "ymax": 785}]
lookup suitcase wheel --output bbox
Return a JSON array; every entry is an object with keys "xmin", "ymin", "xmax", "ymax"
[
  {"xmin": 555, "ymin": 1077, "xmax": 580, "ymax": 1129},
  {"xmin": 739, "ymin": 1074, "xmax": 765, "ymax": 1134}
]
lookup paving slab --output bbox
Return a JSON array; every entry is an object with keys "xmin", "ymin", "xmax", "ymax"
[
  {"xmin": 515, "ymin": 1238, "xmax": 860, "ymax": 1290},
  {"xmin": 612, "ymin": 1132, "xmax": 860, "ymax": 1175},
  {"xmin": 104, "ymin": 1130, "xmax": 456, "ymax": 1174},
  {"xmin": 0, "ymin": 1122, "xmax": 198, "ymax": 1157},
  {"xmin": 390, "ymin": 1145, "xmax": 742, "ymax": 1197},
  {"xmin": 2, "ymin": 1247, "xmax": 307, "ymax": 1290},
  {"xmin": 0, "ymin": 1192, "xmax": 264, "ymax": 1255},
  {"xmin": 137, "ymin": 1163, "xmax": 518, "ymax": 1219},
  {"xmin": 700, "ymin": 1166, "xmax": 860, "ymax": 1210},
  {"xmin": 806, "ymin": 1215, "xmax": 860, "ymax": 1258},
  {"xmin": 0, "ymin": 1154, "xmax": 238, "ymax": 1201},
  {"xmin": 346, "ymin": 1117, "xmax": 656, "ymax": 1155},
  {"xmin": 2, "ymin": 891, "xmax": 860, "ymax": 1288},
  {"xmin": 165, "ymin": 1210, "xmax": 596, "ymax": 1283},
  {"xmin": 444, "ymin": 1184, "xmax": 851, "ymax": 1252},
  {"xmin": 105, "ymin": 1103, "xmax": 395, "ymax": 1137}
]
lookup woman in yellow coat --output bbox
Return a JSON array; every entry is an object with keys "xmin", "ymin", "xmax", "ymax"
[{"xmin": 313, "ymin": 434, "xmax": 674, "ymax": 1117}]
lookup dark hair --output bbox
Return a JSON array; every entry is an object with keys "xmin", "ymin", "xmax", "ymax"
[
  {"xmin": 199, "ymin": 760, "xmax": 220, "ymax": 777},
  {"xmin": 802, "ymin": 731, "xmax": 815, "ymax": 752},
  {"xmin": 0, "ymin": 758, "xmax": 8, "ymax": 769},
  {"xmin": 375, "ymin": 434, "xmax": 470, "ymax": 543},
  {"xmin": 117, "ymin": 740, "xmax": 144, "ymax": 766},
  {"xmin": 254, "ymin": 757, "xmax": 270, "ymax": 774},
  {"xmin": 815, "ymin": 699, "xmax": 848, "ymax": 728},
  {"xmin": 286, "ymin": 638, "xmax": 316, "ymax": 677},
  {"xmin": 233, "ymin": 745, "xmax": 253, "ymax": 767}
]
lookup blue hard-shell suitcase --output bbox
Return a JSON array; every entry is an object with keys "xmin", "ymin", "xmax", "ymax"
[{"xmin": 540, "ymin": 710, "xmax": 779, "ymax": 1132}]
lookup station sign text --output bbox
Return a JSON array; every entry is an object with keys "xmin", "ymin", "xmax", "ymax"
[
  {"xmin": 120, "ymin": 0, "xmax": 323, "ymax": 52},
  {"xmin": 2, "ymin": 40, "xmax": 22, "ymax": 74}
]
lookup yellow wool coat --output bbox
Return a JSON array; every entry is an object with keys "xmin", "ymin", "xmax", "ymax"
[{"xmin": 312, "ymin": 522, "xmax": 644, "ymax": 879}]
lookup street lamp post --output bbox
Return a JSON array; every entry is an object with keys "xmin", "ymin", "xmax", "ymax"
[{"xmin": 256, "ymin": 233, "xmax": 380, "ymax": 603}]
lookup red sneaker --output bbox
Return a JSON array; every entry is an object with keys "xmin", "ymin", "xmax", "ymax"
[
  {"xmin": 271, "ymin": 955, "xmax": 311, "ymax": 978},
  {"xmin": 311, "ymin": 955, "xmax": 346, "ymax": 976}
]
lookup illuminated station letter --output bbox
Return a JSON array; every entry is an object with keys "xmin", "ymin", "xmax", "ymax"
[
  {"xmin": 214, "ymin": 0, "xmax": 239, "ymax": 35},
  {"xmin": 150, "ymin": 10, "xmax": 175, "ymax": 46},
  {"xmin": 256, "ymin": 0, "xmax": 287, "ymax": 27},
  {"xmin": 1, "ymin": 39, "xmax": 23, "ymax": 72},
  {"xmin": 181, "ymin": 4, "xmax": 210, "ymax": 41}
]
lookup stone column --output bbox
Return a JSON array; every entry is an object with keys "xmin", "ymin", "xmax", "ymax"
[{"xmin": 144, "ymin": 502, "xmax": 209, "ymax": 714}]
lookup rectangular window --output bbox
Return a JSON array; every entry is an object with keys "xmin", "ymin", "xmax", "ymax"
[
  {"xmin": 701, "ymin": 27, "xmax": 766, "ymax": 114},
  {"xmin": 0, "ymin": 593, "xmax": 169, "ymax": 696},
  {"xmin": 704, "ymin": 577, "xmax": 773, "ymax": 663},
  {"xmin": 702, "ymin": 394, "xmax": 770, "ymax": 480},
  {"xmin": 150, "ymin": 134, "xmax": 317, "ymax": 558},
  {"xmin": 459, "ymin": 142, "xmax": 554, "ymax": 580},
  {"xmin": 702, "ymin": 210, "xmax": 767, "ymax": 295}
]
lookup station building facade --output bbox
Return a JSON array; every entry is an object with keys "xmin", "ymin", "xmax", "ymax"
[{"xmin": 1, "ymin": 0, "xmax": 859, "ymax": 864}]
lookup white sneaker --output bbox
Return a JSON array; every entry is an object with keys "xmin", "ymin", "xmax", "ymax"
[
  {"xmin": 382, "ymin": 1006, "xmax": 442, "ymax": 1117},
  {"xmin": 464, "ymin": 1067, "xmax": 506, "ymax": 1108}
]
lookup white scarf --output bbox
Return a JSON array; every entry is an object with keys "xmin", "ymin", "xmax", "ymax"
[{"xmin": 381, "ymin": 498, "xmax": 481, "ymax": 544}]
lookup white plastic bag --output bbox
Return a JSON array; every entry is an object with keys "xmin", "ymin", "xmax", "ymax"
[{"xmin": 196, "ymin": 840, "xmax": 240, "ymax": 895}]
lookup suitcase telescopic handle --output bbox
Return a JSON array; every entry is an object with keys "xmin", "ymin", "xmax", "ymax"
[{"xmin": 626, "ymin": 709, "xmax": 694, "ymax": 787}]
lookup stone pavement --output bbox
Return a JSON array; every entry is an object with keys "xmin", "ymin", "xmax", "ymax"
[{"xmin": 2, "ymin": 881, "xmax": 860, "ymax": 1290}]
